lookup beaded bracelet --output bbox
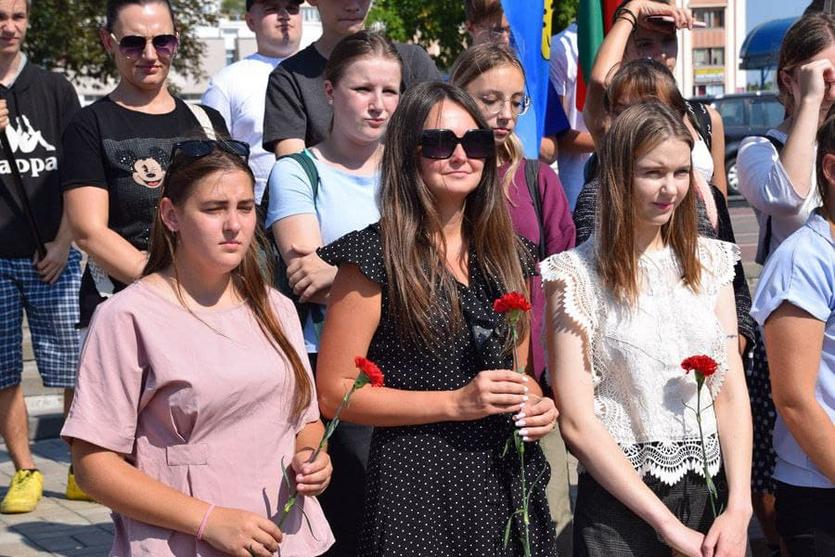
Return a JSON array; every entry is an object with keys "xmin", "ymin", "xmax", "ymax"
[{"xmin": 196, "ymin": 503, "xmax": 215, "ymax": 541}]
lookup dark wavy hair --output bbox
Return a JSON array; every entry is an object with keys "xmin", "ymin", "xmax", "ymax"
[
  {"xmin": 144, "ymin": 145, "xmax": 312, "ymax": 418},
  {"xmin": 379, "ymin": 81, "xmax": 531, "ymax": 346}
]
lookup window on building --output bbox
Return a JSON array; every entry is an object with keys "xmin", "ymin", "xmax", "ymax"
[
  {"xmin": 693, "ymin": 8, "xmax": 724, "ymax": 28},
  {"xmin": 226, "ymin": 48, "xmax": 236, "ymax": 65},
  {"xmin": 694, "ymin": 47, "xmax": 725, "ymax": 66}
]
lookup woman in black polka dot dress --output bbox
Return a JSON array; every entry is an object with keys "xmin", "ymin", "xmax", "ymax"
[{"xmin": 317, "ymin": 82, "xmax": 559, "ymax": 557}]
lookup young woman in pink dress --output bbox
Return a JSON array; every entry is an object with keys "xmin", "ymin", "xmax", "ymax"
[{"xmin": 61, "ymin": 141, "xmax": 334, "ymax": 556}]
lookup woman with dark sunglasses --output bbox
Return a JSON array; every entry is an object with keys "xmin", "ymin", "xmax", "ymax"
[
  {"xmin": 61, "ymin": 0, "xmax": 228, "ymax": 336},
  {"xmin": 61, "ymin": 141, "xmax": 335, "ymax": 557},
  {"xmin": 316, "ymin": 81, "xmax": 558, "ymax": 556}
]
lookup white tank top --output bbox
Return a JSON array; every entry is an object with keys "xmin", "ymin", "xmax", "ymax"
[{"xmin": 692, "ymin": 138, "xmax": 714, "ymax": 184}]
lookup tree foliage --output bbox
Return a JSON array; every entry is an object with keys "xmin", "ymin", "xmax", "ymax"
[
  {"xmin": 552, "ymin": 0, "xmax": 579, "ymax": 35},
  {"xmin": 25, "ymin": 0, "xmax": 217, "ymax": 85},
  {"xmin": 366, "ymin": 0, "xmax": 465, "ymax": 70}
]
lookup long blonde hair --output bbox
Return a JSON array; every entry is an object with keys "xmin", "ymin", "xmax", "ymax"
[
  {"xmin": 144, "ymin": 146, "xmax": 312, "ymax": 418},
  {"xmin": 597, "ymin": 101, "xmax": 700, "ymax": 304},
  {"xmin": 449, "ymin": 43, "xmax": 527, "ymax": 195}
]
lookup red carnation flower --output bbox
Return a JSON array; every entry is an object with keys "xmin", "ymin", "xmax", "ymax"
[
  {"xmin": 493, "ymin": 292, "xmax": 532, "ymax": 314},
  {"xmin": 681, "ymin": 355, "xmax": 718, "ymax": 377},
  {"xmin": 354, "ymin": 356, "xmax": 385, "ymax": 388}
]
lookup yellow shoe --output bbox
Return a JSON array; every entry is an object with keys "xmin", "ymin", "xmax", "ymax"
[
  {"xmin": 65, "ymin": 470, "xmax": 93, "ymax": 502},
  {"xmin": 0, "ymin": 469, "xmax": 43, "ymax": 514}
]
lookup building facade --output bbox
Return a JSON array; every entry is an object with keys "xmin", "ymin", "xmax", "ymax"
[{"xmin": 675, "ymin": 0, "xmax": 747, "ymax": 97}]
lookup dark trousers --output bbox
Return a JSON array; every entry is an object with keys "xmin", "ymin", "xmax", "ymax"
[
  {"xmin": 308, "ymin": 353, "xmax": 373, "ymax": 557},
  {"xmin": 573, "ymin": 471, "xmax": 724, "ymax": 556},
  {"xmin": 775, "ymin": 481, "xmax": 835, "ymax": 556}
]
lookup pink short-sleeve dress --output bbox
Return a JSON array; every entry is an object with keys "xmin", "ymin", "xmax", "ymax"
[{"xmin": 61, "ymin": 281, "xmax": 334, "ymax": 556}]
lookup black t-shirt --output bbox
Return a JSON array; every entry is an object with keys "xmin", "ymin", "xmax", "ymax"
[
  {"xmin": 0, "ymin": 62, "xmax": 80, "ymax": 258},
  {"xmin": 62, "ymin": 96, "xmax": 228, "ymax": 251},
  {"xmin": 61, "ymin": 96, "xmax": 228, "ymax": 326},
  {"xmin": 262, "ymin": 41, "xmax": 441, "ymax": 153}
]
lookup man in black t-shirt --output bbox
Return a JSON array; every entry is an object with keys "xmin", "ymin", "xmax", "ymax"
[
  {"xmin": 262, "ymin": 0, "xmax": 441, "ymax": 157},
  {"xmin": 0, "ymin": 0, "xmax": 83, "ymax": 514}
]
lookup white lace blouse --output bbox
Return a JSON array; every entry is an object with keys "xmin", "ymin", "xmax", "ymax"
[{"xmin": 541, "ymin": 237, "xmax": 740, "ymax": 485}]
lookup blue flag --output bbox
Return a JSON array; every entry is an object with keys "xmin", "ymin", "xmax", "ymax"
[{"xmin": 502, "ymin": 0, "xmax": 553, "ymax": 158}]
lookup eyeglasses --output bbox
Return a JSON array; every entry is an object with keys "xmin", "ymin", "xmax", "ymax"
[
  {"xmin": 110, "ymin": 33, "xmax": 179, "ymax": 59},
  {"xmin": 476, "ymin": 95, "xmax": 531, "ymax": 118},
  {"xmin": 419, "ymin": 129, "xmax": 495, "ymax": 160},
  {"xmin": 171, "ymin": 139, "xmax": 250, "ymax": 162}
]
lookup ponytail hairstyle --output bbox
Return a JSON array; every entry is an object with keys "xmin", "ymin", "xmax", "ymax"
[
  {"xmin": 449, "ymin": 42, "xmax": 526, "ymax": 195},
  {"xmin": 777, "ymin": 13, "xmax": 835, "ymax": 116},
  {"xmin": 597, "ymin": 101, "xmax": 700, "ymax": 304},
  {"xmin": 144, "ymin": 145, "xmax": 312, "ymax": 418},
  {"xmin": 324, "ymin": 30, "xmax": 402, "ymax": 86},
  {"xmin": 379, "ymin": 81, "xmax": 531, "ymax": 347},
  {"xmin": 105, "ymin": 0, "xmax": 176, "ymax": 32}
]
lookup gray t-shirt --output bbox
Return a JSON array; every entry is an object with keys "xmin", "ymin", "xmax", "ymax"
[{"xmin": 262, "ymin": 41, "xmax": 441, "ymax": 153}]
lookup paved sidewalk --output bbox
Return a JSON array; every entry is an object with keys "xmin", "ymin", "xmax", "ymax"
[{"xmin": 0, "ymin": 439, "xmax": 112, "ymax": 557}]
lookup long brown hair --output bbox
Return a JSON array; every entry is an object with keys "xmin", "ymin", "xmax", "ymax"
[
  {"xmin": 379, "ymin": 81, "xmax": 531, "ymax": 346},
  {"xmin": 449, "ymin": 43, "xmax": 526, "ymax": 194},
  {"xmin": 597, "ymin": 101, "xmax": 700, "ymax": 304},
  {"xmin": 144, "ymin": 146, "xmax": 312, "ymax": 418},
  {"xmin": 778, "ymin": 13, "xmax": 835, "ymax": 115}
]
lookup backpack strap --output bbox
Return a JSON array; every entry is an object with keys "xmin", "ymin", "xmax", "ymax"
[
  {"xmin": 524, "ymin": 159, "xmax": 546, "ymax": 261},
  {"xmin": 187, "ymin": 103, "xmax": 217, "ymax": 140},
  {"xmin": 754, "ymin": 133, "xmax": 785, "ymax": 265}
]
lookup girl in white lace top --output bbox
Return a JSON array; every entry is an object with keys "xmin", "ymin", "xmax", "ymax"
[{"xmin": 542, "ymin": 102, "xmax": 752, "ymax": 557}]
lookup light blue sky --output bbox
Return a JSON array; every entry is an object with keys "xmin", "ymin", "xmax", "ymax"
[
  {"xmin": 746, "ymin": 0, "xmax": 804, "ymax": 32},
  {"xmin": 743, "ymin": 0, "xmax": 805, "ymax": 85}
]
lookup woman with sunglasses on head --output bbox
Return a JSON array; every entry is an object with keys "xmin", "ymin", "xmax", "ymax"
[
  {"xmin": 315, "ymin": 81, "xmax": 559, "ymax": 556},
  {"xmin": 61, "ymin": 0, "xmax": 228, "ymax": 337},
  {"xmin": 61, "ymin": 140, "xmax": 335, "ymax": 557},
  {"xmin": 543, "ymin": 101, "xmax": 752, "ymax": 557},
  {"xmin": 263, "ymin": 30, "xmax": 402, "ymax": 557}
]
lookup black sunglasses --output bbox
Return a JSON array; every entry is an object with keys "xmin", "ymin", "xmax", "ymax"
[
  {"xmin": 110, "ymin": 33, "xmax": 179, "ymax": 59},
  {"xmin": 419, "ymin": 129, "xmax": 495, "ymax": 160},
  {"xmin": 171, "ymin": 139, "xmax": 250, "ymax": 162}
]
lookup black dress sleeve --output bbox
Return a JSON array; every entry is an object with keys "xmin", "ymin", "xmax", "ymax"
[{"xmin": 318, "ymin": 223, "xmax": 387, "ymax": 286}]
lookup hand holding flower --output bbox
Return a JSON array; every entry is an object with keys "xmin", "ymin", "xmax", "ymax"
[
  {"xmin": 452, "ymin": 369, "xmax": 529, "ymax": 421},
  {"xmin": 513, "ymin": 396, "xmax": 559, "ymax": 442},
  {"xmin": 291, "ymin": 447, "xmax": 332, "ymax": 497}
]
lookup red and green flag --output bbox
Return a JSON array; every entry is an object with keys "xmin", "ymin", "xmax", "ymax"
[{"xmin": 576, "ymin": 0, "xmax": 621, "ymax": 110}]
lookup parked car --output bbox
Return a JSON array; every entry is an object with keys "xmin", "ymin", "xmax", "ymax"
[{"xmin": 706, "ymin": 92, "xmax": 785, "ymax": 196}]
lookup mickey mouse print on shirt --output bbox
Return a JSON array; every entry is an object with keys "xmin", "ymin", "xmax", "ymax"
[
  {"xmin": 101, "ymin": 137, "xmax": 181, "ymax": 251},
  {"xmin": 118, "ymin": 148, "xmax": 167, "ymax": 188}
]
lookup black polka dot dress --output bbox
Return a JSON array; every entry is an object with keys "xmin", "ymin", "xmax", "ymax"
[{"xmin": 319, "ymin": 224, "xmax": 558, "ymax": 557}]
